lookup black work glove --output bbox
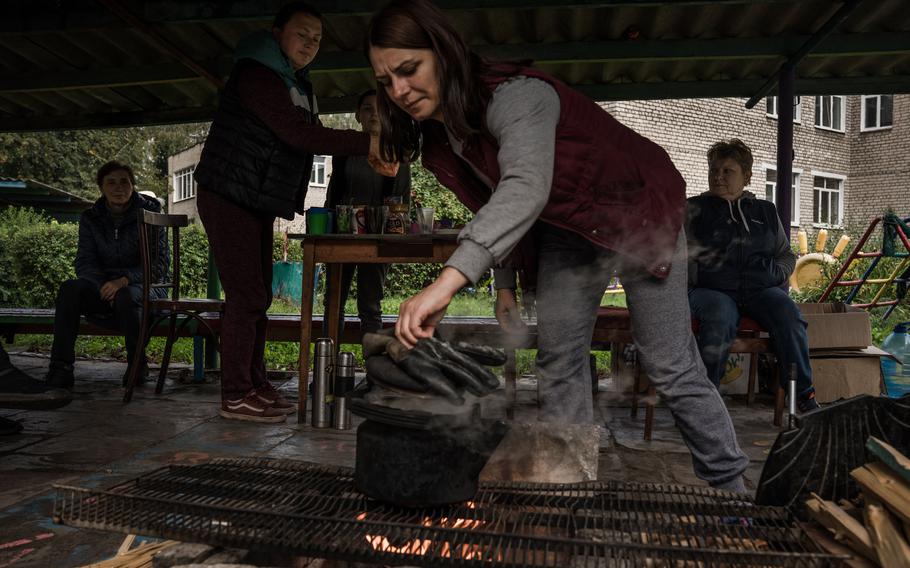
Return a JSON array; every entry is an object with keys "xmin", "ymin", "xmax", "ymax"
[
  {"xmin": 452, "ymin": 341, "xmax": 508, "ymax": 367},
  {"xmin": 403, "ymin": 337, "xmax": 500, "ymax": 399},
  {"xmin": 364, "ymin": 336, "xmax": 503, "ymax": 405},
  {"xmin": 364, "ymin": 353, "xmax": 430, "ymax": 394}
]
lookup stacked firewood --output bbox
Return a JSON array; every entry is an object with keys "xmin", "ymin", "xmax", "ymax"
[{"xmin": 805, "ymin": 437, "xmax": 910, "ymax": 568}]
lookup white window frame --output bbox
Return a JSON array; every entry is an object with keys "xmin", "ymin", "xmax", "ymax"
[
  {"xmin": 860, "ymin": 94, "xmax": 894, "ymax": 132},
  {"xmin": 810, "ymin": 170, "xmax": 846, "ymax": 228},
  {"xmin": 172, "ymin": 166, "xmax": 196, "ymax": 202},
  {"xmin": 310, "ymin": 155, "xmax": 327, "ymax": 187},
  {"xmin": 814, "ymin": 95, "xmax": 846, "ymax": 133},
  {"xmin": 760, "ymin": 163, "xmax": 802, "ymax": 227},
  {"xmin": 765, "ymin": 96, "xmax": 802, "ymax": 123}
]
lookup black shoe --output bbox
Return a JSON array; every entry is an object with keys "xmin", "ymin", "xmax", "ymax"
[
  {"xmin": 45, "ymin": 362, "xmax": 75, "ymax": 391},
  {"xmin": 122, "ymin": 360, "xmax": 150, "ymax": 387},
  {"xmin": 1, "ymin": 366, "xmax": 72, "ymax": 409},
  {"xmin": 796, "ymin": 387, "xmax": 821, "ymax": 414}
]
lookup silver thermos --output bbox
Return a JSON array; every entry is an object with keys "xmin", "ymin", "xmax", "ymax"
[
  {"xmin": 333, "ymin": 351, "xmax": 355, "ymax": 430},
  {"xmin": 312, "ymin": 338, "xmax": 334, "ymax": 428}
]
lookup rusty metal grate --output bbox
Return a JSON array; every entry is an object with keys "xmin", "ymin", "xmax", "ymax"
[{"xmin": 54, "ymin": 457, "xmax": 841, "ymax": 567}]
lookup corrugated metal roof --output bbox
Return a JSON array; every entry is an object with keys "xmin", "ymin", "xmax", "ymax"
[{"xmin": 0, "ymin": 0, "xmax": 907, "ymax": 131}]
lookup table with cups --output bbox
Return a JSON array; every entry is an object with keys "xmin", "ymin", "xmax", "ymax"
[{"xmin": 288, "ymin": 210, "xmax": 459, "ymax": 420}]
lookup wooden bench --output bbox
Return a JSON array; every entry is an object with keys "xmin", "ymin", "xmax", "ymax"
[
  {"xmin": 591, "ymin": 307, "xmax": 786, "ymax": 438},
  {"xmin": 1, "ymin": 308, "xmax": 783, "ymax": 433},
  {"xmin": 0, "ymin": 308, "xmax": 392, "ymax": 345}
]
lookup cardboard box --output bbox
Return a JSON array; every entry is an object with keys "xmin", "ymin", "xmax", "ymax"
[
  {"xmin": 798, "ymin": 303, "xmax": 872, "ymax": 350},
  {"xmin": 809, "ymin": 346, "xmax": 892, "ymax": 403}
]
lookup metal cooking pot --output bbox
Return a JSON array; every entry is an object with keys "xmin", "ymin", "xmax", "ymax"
[{"xmin": 354, "ymin": 418, "xmax": 507, "ymax": 507}]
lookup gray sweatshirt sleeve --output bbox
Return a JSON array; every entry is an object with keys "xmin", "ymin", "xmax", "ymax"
[{"xmin": 444, "ymin": 77, "xmax": 560, "ymax": 283}]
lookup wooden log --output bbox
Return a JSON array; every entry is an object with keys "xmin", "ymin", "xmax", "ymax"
[
  {"xmin": 805, "ymin": 493, "xmax": 877, "ymax": 562},
  {"xmin": 866, "ymin": 436, "xmax": 910, "ymax": 486},
  {"xmin": 852, "ymin": 462, "xmax": 910, "ymax": 526},
  {"xmin": 865, "ymin": 500, "xmax": 910, "ymax": 568}
]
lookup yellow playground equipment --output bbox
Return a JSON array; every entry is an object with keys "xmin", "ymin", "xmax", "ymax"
[
  {"xmin": 789, "ymin": 227, "xmax": 851, "ymax": 292},
  {"xmin": 818, "ymin": 212, "xmax": 910, "ymax": 320}
]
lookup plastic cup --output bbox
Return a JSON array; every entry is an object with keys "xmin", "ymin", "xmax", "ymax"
[
  {"xmin": 306, "ymin": 207, "xmax": 331, "ymax": 235},
  {"xmin": 335, "ymin": 205, "xmax": 353, "ymax": 234},
  {"xmin": 353, "ymin": 206, "xmax": 368, "ymax": 234},
  {"xmin": 417, "ymin": 207, "xmax": 435, "ymax": 234},
  {"xmin": 366, "ymin": 206, "xmax": 389, "ymax": 234}
]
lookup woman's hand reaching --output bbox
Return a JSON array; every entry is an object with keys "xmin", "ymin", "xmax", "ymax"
[
  {"xmin": 368, "ymin": 135, "xmax": 399, "ymax": 177},
  {"xmin": 396, "ymin": 267, "xmax": 468, "ymax": 348}
]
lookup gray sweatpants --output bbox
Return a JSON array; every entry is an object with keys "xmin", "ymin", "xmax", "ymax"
[{"xmin": 533, "ymin": 223, "xmax": 749, "ymax": 489}]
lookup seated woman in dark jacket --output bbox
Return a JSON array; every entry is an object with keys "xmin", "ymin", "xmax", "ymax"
[
  {"xmin": 44, "ymin": 161, "xmax": 166, "ymax": 391},
  {"xmin": 686, "ymin": 139, "xmax": 819, "ymax": 413}
]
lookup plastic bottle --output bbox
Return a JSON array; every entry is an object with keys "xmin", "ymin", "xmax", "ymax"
[{"xmin": 880, "ymin": 322, "xmax": 910, "ymax": 398}]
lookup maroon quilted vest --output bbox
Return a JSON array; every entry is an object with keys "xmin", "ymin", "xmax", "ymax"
[{"xmin": 420, "ymin": 66, "xmax": 686, "ymax": 283}]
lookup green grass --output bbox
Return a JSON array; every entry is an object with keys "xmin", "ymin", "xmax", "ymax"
[{"xmin": 10, "ymin": 290, "xmax": 628, "ymax": 375}]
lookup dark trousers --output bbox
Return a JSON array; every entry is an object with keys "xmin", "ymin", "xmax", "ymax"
[
  {"xmin": 324, "ymin": 263, "xmax": 388, "ymax": 335},
  {"xmin": 689, "ymin": 286, "xmax": 814, "ymax": 394},
  {"xmin": 197, "ymin": 188, "xmax": 275, "ymax": 400},
  {"xmin": 51, "ymin": 278, "xmax": 143, "ymax": 365}
]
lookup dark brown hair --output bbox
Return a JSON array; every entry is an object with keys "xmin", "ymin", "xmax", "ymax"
[
  {"xmin": 707, "ymin": 139, "xmax": 753, "ymax": 177},
  {"xmin": 96, "ymin": 161, "xmax": 135, "ymax": 189},
  {"xmin": 272, "ymin": 1, "xmax": 322, "ymax": 29},
  {"xmin": 357, "ymin": 89, "xmax": 378, "ymax": 110},
  {"xmin": 365, "ymin": 0, "xmax": 500, "ymax": 161}
]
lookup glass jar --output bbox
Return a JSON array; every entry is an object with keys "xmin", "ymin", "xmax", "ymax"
[{"xmin": 386, "ymin": 203, "xmax": 409, "ymax": 234}]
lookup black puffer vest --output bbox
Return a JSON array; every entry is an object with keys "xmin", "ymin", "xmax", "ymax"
[{"xmin": 194, "ymin": 59, "xmax": 314, "ymax": 220}]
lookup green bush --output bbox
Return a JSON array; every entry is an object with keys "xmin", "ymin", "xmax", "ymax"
[
  {"xmin": 409, "ymin": 160, "xmax": 472, "ymax": 226},
  {"xmin": 6, "ymin": 221, "xmax": 79, "ymax": 307},
  {"xmin": 180, "ymin": 224, "xmax": 212, "ymax": 298},
  {"xmin": 0, "ymin": 207, "xmax": 54, "ymax": 305}
]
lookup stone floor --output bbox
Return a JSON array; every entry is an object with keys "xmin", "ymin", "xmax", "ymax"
[{"xmin": 0, "ymin": 350, "xmax": 787, "ymax": 568}]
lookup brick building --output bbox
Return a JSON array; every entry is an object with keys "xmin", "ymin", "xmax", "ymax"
[
  {"xmin": 604, "ymin": 94, "xmax": 909, "ymax": 237},
  {"xmin": 167, "ymin": 95, "xmax": 909, "ymax": 238},
  {"xmin": 166, "ymin": 142, "xmax": 331, "ymax": 233}
]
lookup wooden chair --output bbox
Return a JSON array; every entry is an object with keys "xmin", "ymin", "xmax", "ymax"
[
  {"xmin": 626, "ymin": 314, "xmax": 787, "ymax": 440},
  {"xmin": 123, "ymin": 211, "xmax": 224, "ymax": 403}
]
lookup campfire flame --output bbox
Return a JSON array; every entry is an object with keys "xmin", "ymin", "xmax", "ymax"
[{"xmin": 356, "ymin": 501, "xmax": 489, "ymax": 560}]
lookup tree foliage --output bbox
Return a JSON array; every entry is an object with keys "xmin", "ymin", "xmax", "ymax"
[
  {"xmin": 0, "ymin": 123, "xmax": 209, "ymax": 202},
  {"xmin": 409, "ymin": 159, "xmax": 472, "ymax": 225}
]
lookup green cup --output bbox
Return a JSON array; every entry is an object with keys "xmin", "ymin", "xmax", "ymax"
[{"xmin": 306, "ymin": 208, "xmax": 331, "ymax": 235}]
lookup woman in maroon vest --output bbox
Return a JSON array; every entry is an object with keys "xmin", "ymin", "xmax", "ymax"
[{"xmin": 367, "ymin": 0, "xmax": 748, "ymax": 492}]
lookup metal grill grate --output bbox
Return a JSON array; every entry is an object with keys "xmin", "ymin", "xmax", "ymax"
[{"xmin": 54, "ymin": 458, "xmax": 842, "ymax": 567}]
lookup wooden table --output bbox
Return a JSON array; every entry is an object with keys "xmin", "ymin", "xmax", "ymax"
[{"xmin": 287, "ymin": 233, "xmax": 459, "ymax": 420}]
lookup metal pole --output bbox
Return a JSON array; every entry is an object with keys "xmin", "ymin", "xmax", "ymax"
[
  {"xmin": 205, "ymin": 245, "xmax": 221, "ymax": 369},
  {"xmin": 787, "ymin": 363, "xmax": 797, "ymax": 430},
  {"xmin": 776, "ymin": 64, "xmax": 795, "ymax": 243}
]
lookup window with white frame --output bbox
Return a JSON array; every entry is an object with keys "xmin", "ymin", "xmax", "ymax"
[
  {"xmin": 310, "ymin": 155, "xmax": 327, "ymax": 186},
  {"xmin": 763, "ymin": 168, "xmax": 800, "ymax": 225},
  {"xmin": 812, "ymin": 173, "xmax": 845, "ymax": 226},
  {"xmin": 861, "ymin": 95, "xmax": 893, "ymax": 131},
  {"xmin": 814, "ymin": 95, "xmax": 845, "ymax": 132},
  {"xmin": 766, "ymin": 96, "xmax": 802, "ymax": 122},
  {"xmin": 173, "ymin": 166, "xmax": 196, "ymax": 201}
]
